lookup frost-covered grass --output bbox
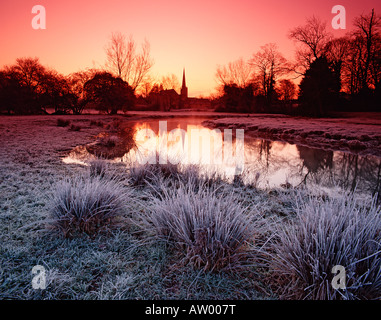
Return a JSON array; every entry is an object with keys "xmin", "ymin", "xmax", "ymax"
[
  {"xmin": 268, "ymin": 191, "xmax": 381, "ymax": 300},
  {"xmin": 47, "ymin": 175, "xmax": 131, "ymax": 237},
  {"xmin": 1, "ymin": 114, "xmax": 380, "ymax": 300},
  {"xmin": 137, "ymin": 178, "xmax": 257, "ymax": 272}
]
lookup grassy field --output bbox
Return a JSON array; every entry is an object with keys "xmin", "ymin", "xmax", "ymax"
[{"xmin": 1, "ymin": 114, "xmax": 380, "ymax": 300}]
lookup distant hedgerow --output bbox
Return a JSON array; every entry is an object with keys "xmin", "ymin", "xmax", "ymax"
[{"xmin": 48, "ymin": 176, "xmax": 129, "ymax": 237}]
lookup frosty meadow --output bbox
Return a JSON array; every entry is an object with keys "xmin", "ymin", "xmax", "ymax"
[{"xmin": 1, "ymin": 0, "xmax": 380, "ymax": 305}]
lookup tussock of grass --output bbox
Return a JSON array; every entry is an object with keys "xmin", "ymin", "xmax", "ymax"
[
  {"xmin": 127, "ymin": 161, "xmax": 182, "ymax": 188},
  {"xmin": 269, "ymin": 192, "xmax": 381, "ymax": 300},
  {"xmin": 126, "ymin": 152, "xmax": 227, "ymax": 194},
  {"xmin": 137, "ymin": 179, "xmax": 257, "ymax": 273},
  {"xmin": 89, "ymin": 159, "xmax": 108, "ymax": 178},
  {"xmin": 47, "ymin": 175, "xmax": 130, "ymax": 237}
]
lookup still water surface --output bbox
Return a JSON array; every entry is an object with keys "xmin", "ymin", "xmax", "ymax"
[{"xmin": 123, "ymin": 117, "xmax": 381, "ymax": 197}]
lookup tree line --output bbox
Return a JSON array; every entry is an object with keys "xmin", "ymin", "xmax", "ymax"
[
  {"xmin": 215, "ymin": 9, "xmax": 381, "ymax": 116},
  {"xmin": 1, "ymin": 9, "xmax": 380, "ymax": 116},
  {"xmin": 0, "ymin": 32, "xmax": 155, "ymax": 115}
]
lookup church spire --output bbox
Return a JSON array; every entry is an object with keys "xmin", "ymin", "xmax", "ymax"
[
  {"xmin": 180, "ymin": 68, "xmax": 188, "ymax": 99},
  {"xmin": 182, "ymin": 68, "xmax": 186, "ymax": 88}
]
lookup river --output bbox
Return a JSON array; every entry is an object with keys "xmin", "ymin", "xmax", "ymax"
[{"xmin": 120, "ymin": 117, "xmax": 381, "ymax": 197}]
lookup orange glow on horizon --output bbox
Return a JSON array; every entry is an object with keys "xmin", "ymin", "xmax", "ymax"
[{"xmin": 1, "ymin": 0, "xmax": 380, "ymax": 97}]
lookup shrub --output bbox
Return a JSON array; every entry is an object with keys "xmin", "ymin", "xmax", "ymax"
[
  {"xmin": 57, "ymin": 118, "xmax": 70, "ymax": 127},
  {"xmin": 90, "ymin": 120, "xmax": 104, "ymax": 127},
  {"xmin": 48, "ymin": 176, "xmax": 129, "ymax": 237},
  {"xmin": 69, "ymin": 124, "xmax": 81, "ymax": 131},
  {"xmin": 99, "ymin": 135, "xmax": 119, "ymax": 148},
  {"xmin": 138, "ymin": 180, "xmax": 255, "ymax": 272},
  {"xmin": 269, "ymin": 193, "xmax": 381, "ymax": 300}
]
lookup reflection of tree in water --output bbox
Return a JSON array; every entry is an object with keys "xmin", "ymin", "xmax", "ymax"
[
  {"xmin": 243, "ymin": 138, "xmax": 300, "ymax": 187},
  {"xmin": 244, "ymin": 139, "xmax": 381, "ymax": 199},
  {"xmin": 336, "ymin": 153, "xmax": 381, "ymax": 199},
  {"xmin": 242, "ymin": 138, "xmax": 274, "ymax": 186},
  {"xmin": 296, "ymin": 145, "xmax": 381, "ymax": 199},
  {"xmin": 297, "ymin": 146, "xmax": 334, "ymax": 185},
  {"xmin": 258, "ymin": 140, "xmax": 272, "ymax": 169}
]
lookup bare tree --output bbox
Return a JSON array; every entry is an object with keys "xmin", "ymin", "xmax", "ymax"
[
  {"xmin": 105, "ymin": 32, "xmax": 154, "ymax": 91},
  {"xmin": 352, "ymin": 9, "xmax": 381, "ymax": 91},
  {"xmin": 160, "ymin": 73, "xmax": 180, "ymax": 92},
  {"xmin": 250, "ymin": 43, "xmax": 289, "ymax": 103},
  {"xmin": 215, "ymin": 57, "xmax": 253, "ymax": 88},
  {"xmin": 324, "ymin": 37, "xmax": 351, "ymax": 92},
  {"xmin": 105, "ymin": 32, "xmax": 130, "ymax": 79},
  {"xmin": 136, "ymin": 74, "xmax": 156, "ymax": 98},
  {"xmin": 289, "ymin": 16, "xmax": 332, "ymax": 74}
]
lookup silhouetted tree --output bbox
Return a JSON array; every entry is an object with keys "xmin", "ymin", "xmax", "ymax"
[
  {"xmin": 0, "ymin": 57, "xmax": 73, "ymax": 114},
  {"xmin": 215, "ymin": 58, "xmax": 253, "ymax": 88},
  {"xmin": 160, "ymin": 73, "xmax": 180, "ymax": 92},
  {"xmin": 324, "ymin": 37, "xmax": 351, "ymax": 93},
  {"xmin": 220, "ymin": 83, "xmax": 254, "ymax": 113},
  {"xmin": 277, "ymin": 79, "xmax": 297, "ymax": 109},
  {"xmin": 83, "ymin": 72, "xmax": 135, "ymax": 114},
  {"xmin": 38, "ymin": 70, "xmax": 74, "ymax": 114},
  {"xmin": 289, "ymin": 16, "xmax": 332, "ymax": 75},
  {"xmin": 0, "ymin": 70, "xmax": 34, "ymax": 114},
  {"xmin": 298, "ymin": 57, "xmax": 337, "ymax": 117},
  {"xmin": 137, "ymin": 74, "xmax": 156, "ymax": 98},
  {"xmin": 250, "ymin": 43, "xmax": 290, "ymax": 107},
  {"xmin": 105, "ymin": 32, "xmax": 153, "ymax": 92},
  {"xmin": 334, "ymin": 9, "xmax": 381, "ymax": 110},
  {"xmin": 67, "ymin": 69, "xmax": 99, "ymax": 114},
  {"xmin": 4, "ymin": 57, "xmax": 47, "ymax": 113},
  {"xmin": 353, "ymin": 9, "xmax": 381, "ymax": 91}
]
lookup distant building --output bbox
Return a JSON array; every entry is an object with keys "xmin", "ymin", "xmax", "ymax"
[{"xmin": 137, "ymin": 68, "xmax": 212, "ymax": 111}]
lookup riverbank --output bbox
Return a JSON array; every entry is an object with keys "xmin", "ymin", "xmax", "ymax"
[{"xmin": 202, "ymin": 112, "xmax": 381, "ymax": 157}]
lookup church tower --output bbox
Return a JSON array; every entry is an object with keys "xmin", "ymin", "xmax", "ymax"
[{"xmin": 179, "ymin": 68, "xmax": 188, "ymax": 108}]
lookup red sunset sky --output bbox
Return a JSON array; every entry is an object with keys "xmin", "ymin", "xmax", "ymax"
[{"xmin": 1, "ymin": 0, "xmax": 380, "ymax": 97}]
